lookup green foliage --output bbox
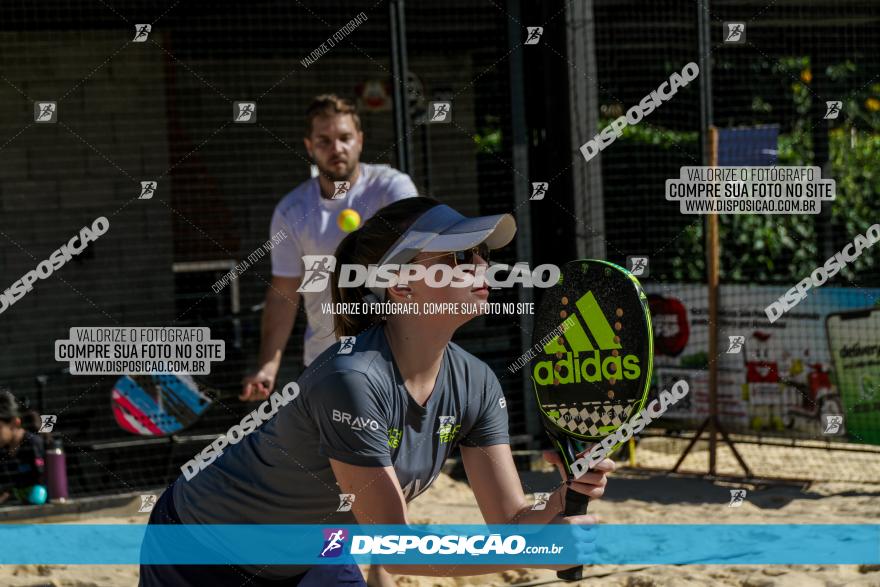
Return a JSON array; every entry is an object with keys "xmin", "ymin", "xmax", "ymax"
[
  {"xmin": 598, "ymin": 117, "xmax": 699, "ymax": 150},
  {"xmin": 828, "ymin": 129, "xmax": 880, "ymax": 280},
  {"xmin": 615, "ymin": 55, "xmax": 880, "ymax": 283},
  {"xmin": 680, "ymin": 352, "xmax": 709, "ymax": 369},
  {"xmin": 473, "ymin": 115, "xmax": 503, "ymax": 154}
]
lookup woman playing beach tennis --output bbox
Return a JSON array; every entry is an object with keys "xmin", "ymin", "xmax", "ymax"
[{"xmin": 139, "ymin": 197, "xmax": 614, "ymax": 586}]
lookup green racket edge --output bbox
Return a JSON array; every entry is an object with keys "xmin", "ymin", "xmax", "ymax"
[{"xmin": 528, "ymin": 259, "xmax": 655, "ymax": 582}]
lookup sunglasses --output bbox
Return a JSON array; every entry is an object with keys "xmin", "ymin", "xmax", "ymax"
[{"xmin": 417, "ymin": 243, "xmax": 491, "ymax": 267}]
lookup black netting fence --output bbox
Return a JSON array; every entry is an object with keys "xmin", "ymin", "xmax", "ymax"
[
  {"xmin": 582, "ymin": 0, "xmax": 880, "ymax": 481},
  {"xmin": 0, "ymin": 0, "xmax": 527, "ymax": 496},
  {"xmin": 1, "ymin": 0, "xmax": 879, "ymax": 499}
]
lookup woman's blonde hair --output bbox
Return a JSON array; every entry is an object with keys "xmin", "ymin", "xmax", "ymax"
[{"xmin": 331, "ymin": 197, "xmax": 441, "ymax": 337}]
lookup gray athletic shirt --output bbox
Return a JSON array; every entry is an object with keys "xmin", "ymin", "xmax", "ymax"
[{"xmin": 172, "ymin": 324, "xmax": 509, "ymax": 577}]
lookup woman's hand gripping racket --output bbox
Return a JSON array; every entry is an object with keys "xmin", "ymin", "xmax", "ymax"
[{"xmin": 530, "ymin": 260, "xmax": 654, "ymax": 581}]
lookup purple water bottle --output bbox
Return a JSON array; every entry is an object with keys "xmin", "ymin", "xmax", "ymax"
[{"xmin": 46, "ymin": 438, "xmax": 69, "ymax": 503}]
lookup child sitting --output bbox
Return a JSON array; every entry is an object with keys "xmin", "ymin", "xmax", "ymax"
[{"xmin": 0, "ymin": 389, "xmax": 47, "ymax": 505}]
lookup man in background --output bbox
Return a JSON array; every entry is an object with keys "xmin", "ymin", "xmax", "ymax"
[{"xmin": 241, "ymin": 94, "xmax": 418, "ymax": 401}]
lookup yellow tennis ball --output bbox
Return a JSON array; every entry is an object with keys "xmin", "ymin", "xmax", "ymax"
[{"xmin": 337, "ymin": 208, "xmax": 361, "ymax": 233}]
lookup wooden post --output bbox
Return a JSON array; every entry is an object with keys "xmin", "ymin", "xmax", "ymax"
[{"xmin": 707, "ymin": 126, "xmax": 720, "ymax": 475}]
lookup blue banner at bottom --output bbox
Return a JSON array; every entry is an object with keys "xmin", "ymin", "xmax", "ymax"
[{"xmin": 0, "ymin": 524, "xmax": 876, "ymax": 565}]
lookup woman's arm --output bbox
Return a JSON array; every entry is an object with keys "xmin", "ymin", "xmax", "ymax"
[
  {"xmin": 329, "ymin": 447, "xmax": 613, "ymax": 578},
  {"xmin": 330, "ymin": 459, "xmax": 511, "ymax": 577},
  {"xmin": 460, "ymin": 444, "xmax": 613, "ymax": 526},
  {"xmin": 329, "ymin": 459, "xmax": 408, "ymax": 525}
]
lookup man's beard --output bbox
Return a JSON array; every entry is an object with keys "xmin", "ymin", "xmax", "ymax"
[{"xmin": 317, "ymin": 159, "xmax": 358, "ymax": 182}]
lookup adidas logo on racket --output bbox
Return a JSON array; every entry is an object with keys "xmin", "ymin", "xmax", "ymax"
[
  {"xmin": 533, "ymin": 290, "xmax": 641, "ymax": 386},
  {"xmin": 533, "ymin": 290, "xmax": 642, "ymax": 437}
]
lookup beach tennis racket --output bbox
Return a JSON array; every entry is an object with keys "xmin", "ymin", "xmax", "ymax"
[
  {"xmin": 530, "ymin": 259, "xmax": 654, "ymax": 581},
  {"xmin": 111, "ymin": 373, "xmax": 216, "ymax": 436},
  {"xmin": 109, "ymin": 303, "xmax": 265, "ymax": 436}
]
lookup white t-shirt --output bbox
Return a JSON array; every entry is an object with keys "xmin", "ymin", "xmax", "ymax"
[{"xmin": 270, "ymin": 163, "xmax": 418, "ymax": 364}]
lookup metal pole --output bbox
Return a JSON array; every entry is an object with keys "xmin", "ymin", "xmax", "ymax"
[
  {"xmin": 697, "ymin": 0, "xmax": 717, "ymax": 475},
  {"xmin": 388, "ymin": 0, "xmax": 412, "ymax": 174},
  {"xmin": 506, "ymin": 0, "xmax": 539, "ymax": 444},
  {"xmin": 567, "ymin": 0, "xmax": 605, "ymax": 258},
  {"xmin": 697, "ymin": 3, "xmax": 713, "ymax": 163}
]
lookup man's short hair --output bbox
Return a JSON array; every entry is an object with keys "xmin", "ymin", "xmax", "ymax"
[
  {"xmin": 0, "ymin": 389, "xmax": 19, "ymax": 422},
  {"xmin": 305, "ymin": 94, "xmax": 361, "ymax": 136}
]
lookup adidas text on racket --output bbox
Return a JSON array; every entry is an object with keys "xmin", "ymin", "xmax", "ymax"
[{"xmin": 532, "ymin": 291, "xmax": 641, "ymax": 385}]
